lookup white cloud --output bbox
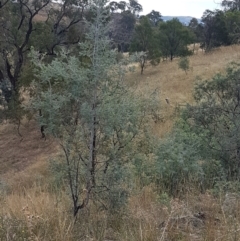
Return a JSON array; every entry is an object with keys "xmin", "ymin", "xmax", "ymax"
[{"xmin": 115, "ymin": 0, "xmax": 221, "ymax": 18}]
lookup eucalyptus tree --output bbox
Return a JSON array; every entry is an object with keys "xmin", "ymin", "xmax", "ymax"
[
  {"xmin": 225, "ymin": 10, "xmax": 240, "ymax": 43},
  {"xmin": 158, "ymin": 18, "xmax": 193, "ymax": 61},
  {"xmin": 221, "ymin": 0, "xmax": 240, "ymax": 11},
  {"xmin": 109, "ymin": 0, "xmax": 142, "ymax": 14},
  {"xmin": 146, "ymin": 10, "xmax": 162, "ymax": 27},
  {"xmin": 109, "ymin": 11, "xmax": 136, "ymax": 52},
  {"xmin": 200, "ymin": 10, "xmax": 230, "ymax": 51},
  {"xmin": 0, "ymin": 0, "xmax": 50, "ymax": 95},
  {"xmin": 109, "ymin": 0, "xmax": 119, "ymax": 12},
  {"xmin": 127, "ymin": 0, "xmax": 142, "ymax": 15},
  {"xmin": 188, "ymin": 18, "xmax": 202, "ymax": 42},
  {"xmin": 0, "ymin": 0, "xmax": 88, "ymax": 107},
  {"xmin": 30, "ymin": 0, "xmax": 157, "ymax": 216},
  {"xmin": 117, "ymin": 0, "xmax": 127, "ymax": 12},
  {"xmin": 130, "ymin": 16, "xmax": 161, "ymax": 74}
]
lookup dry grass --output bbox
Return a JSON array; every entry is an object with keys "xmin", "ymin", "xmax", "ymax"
[
  {"xmin": 0, "ymin": 184, "xmax": 75, "ymax": 241},
  {"xmin": 1, "ymin": 44, "xmax": 240, "ymax": 240},
  {"xmin": 2, "ymin": 181, "xmax": 240, "ymax": 241},
  {"xmin": 0, "ymin": 120, "xmax": 58, "ymax": 184},
  {"xmin": 126, "ymin": 44, "xmax": 240, "ymax": 137}
]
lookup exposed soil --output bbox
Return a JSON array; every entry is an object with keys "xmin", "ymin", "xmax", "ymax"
[{"xmin": 0, "ymin": 120, "xmax": 58, "ymax": 176}]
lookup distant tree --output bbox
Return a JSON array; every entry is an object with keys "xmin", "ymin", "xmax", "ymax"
[
  {"xmin": 130, "ymin": 16, "xmax": 161, "ymax": 74},
  {"xmin": 212, "ymin": 10, "xmax": 230, "ymax": 46},
  {"xmin": 109, "ymin": 1, "xmax": 119, "ymax": 12},
  {"xmin": 225, "ymin": 10, "xmax": 240, "ymax": 43},
  {"xmin": 221, "ymin": 0, "xmax": 240, "ymax": 11},
  {"xmin": 188, "ymin": 17, "xmax": 199, "ymax": 30},
  {"xmin": 118, "ymin": 1, "xmax": 127, "ymax": 12},
  {"xmin": 146, "ymin": 10, "xmax": 162, "ymax": 26},
  {"xmin": 130, "ymin": 16, "xmax": 153, "ymax": 52},
  {"xmin": 199, "ymin": 6, "xmax": 240, "ymax": 47},
  {"xmin": 127, "ymin": 0, "xmax": 142, "ymax": 15},
  {"xmin": 187, "ymin": 18, "xmax": 200, "ymax": 53},
  {"xmin": 109, "ymin": 0, "xmax": 142, "ymax": 15},
  {"xmin": 158, "ymin": 18, "xmax": 193, "ymax": 61},
  {"xmin": 200, "ymin": 10, "xmax": 230, "ymax": 51},
  {"xmin": 109, "ymin": 11, "xmax": 136, "ymax": 52},
  {"xmin": 188, "ymin": 18, "xmax": 202, "ymax": 43}
]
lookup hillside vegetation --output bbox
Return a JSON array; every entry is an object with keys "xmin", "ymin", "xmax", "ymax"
[
  {"xmin": 130, "ymin": 44, "xmax": 240, "ymax": 136},
  {"xmin": 2, "ymin": 0, "xmax": 240, "ymax": 239},
  {"xmin": 1, "ymin": 44, "xmax": 240, "ymax": 241}
]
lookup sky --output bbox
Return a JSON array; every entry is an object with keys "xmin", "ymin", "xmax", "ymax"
[{"xmin": 117, "ymin": 0, "xmax": 222, "ymax": 18}]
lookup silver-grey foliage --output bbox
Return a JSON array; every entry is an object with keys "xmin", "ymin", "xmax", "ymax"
[{"xmin": 29, "ymin": 0, "xmax": 157, "ymax": 216}]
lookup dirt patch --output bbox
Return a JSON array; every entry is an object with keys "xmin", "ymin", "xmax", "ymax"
[{"xmin": 0, "ymin": 121, "xmax": 58, "ymax": 176}]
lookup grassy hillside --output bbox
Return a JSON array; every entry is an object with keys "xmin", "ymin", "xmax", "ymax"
[
  {"xmin": 1, "ymin": 44, "xmax": 240, "ymax": 240},
  {"xmin": 129, "ymin": 44, "xmax": 240, "ymax": 137}
]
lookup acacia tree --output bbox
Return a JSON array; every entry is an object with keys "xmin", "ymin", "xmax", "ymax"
[{"xmin": 30, "ymin": 0, "xmax": 156, "ymax": 216}]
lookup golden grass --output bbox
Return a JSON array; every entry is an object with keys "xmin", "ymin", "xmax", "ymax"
[
  {"xmin": 126, "ymin": 44, "xmax": 240, "ymax": 137},
  {"xmin": 1, "ymin": 184, "xmax": 75, "ymax": 241},
  {"xmin": 2, "ymin": 180, "xmax": 240, "ymax": 241},
  {"xmin": 131, "ymin": 44, "xmax": 240, "ymax": 101}
]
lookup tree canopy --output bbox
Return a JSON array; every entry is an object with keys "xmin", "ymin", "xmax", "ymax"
[
  {"xmin": 130, "ymin": 16, "xmax": 161, "ymax": 73},
  {"xmin": 146, "ymin": 10, "xmax": 162, "ymax": 26},
  {"xmin": 221, "ymin": 0, "xmax": 240, "ymax": 11},
  {"xmin": 158, "ymin": 18, "xmax": 193, "ymax": 61}
]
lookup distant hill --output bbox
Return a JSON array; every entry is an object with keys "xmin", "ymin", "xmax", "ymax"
[{"xmin": 162, "ymin": 16, "xmax": 200, "ymax": 25}]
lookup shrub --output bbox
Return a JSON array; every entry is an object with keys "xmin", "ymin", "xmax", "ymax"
[{"xmin": 178, "ymin": 57, "xmax": 190, "ymax": 74}]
